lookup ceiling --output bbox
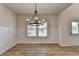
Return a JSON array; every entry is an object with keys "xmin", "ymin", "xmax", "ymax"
[{"xmin": 4, "ymin": 3, "xmax": 72, "ymax": 14}]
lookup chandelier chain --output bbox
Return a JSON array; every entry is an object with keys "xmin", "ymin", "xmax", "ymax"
[{"xmin": 35, "ymin": 3, "xmax": 37, "ymax": 11}]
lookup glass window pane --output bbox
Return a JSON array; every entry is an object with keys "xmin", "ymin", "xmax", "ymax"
[
  {"xmin": 27, "ymin": 25, "xmax": 37, "ymax": 37},
  {"xmin": 38, "ymin": 22, "xmax": 47, "ymax": 37},
  {"xmin": 72, "ymin": 22, "xmax": 78, "ymax": 34}
]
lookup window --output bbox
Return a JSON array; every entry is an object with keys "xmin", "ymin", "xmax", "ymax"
[
  {"xmin": 38, "ymin": 22, "xmax": 47, "ymax": 37},
  {"xmin": 27, "ymin": 25, "xmax": 37, "ymax": 37},
  {"xmin": 72, "ymin": 21, "xmax": 79, "ymax": 34},
  {"xmin": 27, "ymin": 22, "xmax": 47, "ymax": 37}
]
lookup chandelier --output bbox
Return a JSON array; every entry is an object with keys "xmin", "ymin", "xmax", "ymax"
[{"xmin": 27, "ymin": 3, "xmax": 46, "ymax": 26}]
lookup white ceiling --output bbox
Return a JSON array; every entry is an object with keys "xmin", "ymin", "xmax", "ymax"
[{"xmin": 4, "ymin": 3, "xmax": 72, "ymax": 14}]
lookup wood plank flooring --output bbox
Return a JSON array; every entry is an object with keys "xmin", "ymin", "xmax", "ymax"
[{"xmin": 2, "ymin": 44, "xmax": 79, "ymax": 56}]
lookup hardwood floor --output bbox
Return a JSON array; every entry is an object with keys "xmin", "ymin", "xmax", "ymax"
[{"xmin": 1, "ymin": 44, "xmax": 79, "ymax": 56}]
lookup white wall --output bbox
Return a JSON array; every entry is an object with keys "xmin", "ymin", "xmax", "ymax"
[
  {"xmin": 17, "ymin": 14, "xmax": 58, "ymax": 44},
  {"xmin": 58, "ymin": 4, "xmax": 79, "ymax": 46},
  {"xmin": 0, "ymin": 4, "xmax": 17, "ymax": 55}
]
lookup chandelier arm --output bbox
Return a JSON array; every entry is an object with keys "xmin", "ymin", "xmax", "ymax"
[
  {"xmin": 36, "ymin": 13, "xmax": 42, "ymax": 21},
  {"xmin": 31, "ymin": 13, "xmax": 36, "ymax": 21}
]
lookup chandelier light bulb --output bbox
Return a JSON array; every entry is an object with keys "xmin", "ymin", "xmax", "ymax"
[
  {"xmin": 35, "ymin": 17, "xmax": 38, "ymax": 19},
  {"xmin": 27, "ymin": 19, "xmax": 29, "ymax": 21},
  {"xmin": 31, "ymin": 21, "xmax": 33, "ymax": 23},
  {"xmin": 43, "ymin": 19, "xmax": 45, "ymax": 22},
  {"xmin": 39, "ymin": 21, "xmax": 40, "ymax": 23}
]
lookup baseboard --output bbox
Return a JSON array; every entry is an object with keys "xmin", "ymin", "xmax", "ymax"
[
  {"xmin": 17, "ymin": 42, "xmax": 58, "ymax": 45},
  {"xmin": 58, "ymin": 43, "xmax": 79, "ymax": 47}
]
